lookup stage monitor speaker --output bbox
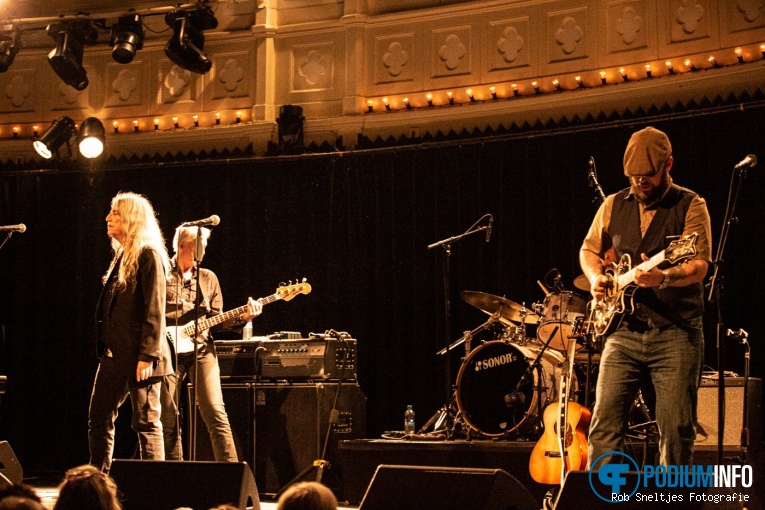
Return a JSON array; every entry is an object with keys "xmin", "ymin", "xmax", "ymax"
[
  {"xmin": 109, "ymin": 460, "xmax": 260, "ymax": 510},
  {"xmin": 0, "ymin": 441, "xmax": 22, "ymax": 485},
  {"xmin": 358, "ymin": 465, "xmax": 538, "ymax": 510},
  {"xmin": 191, "ymin": 382, "xmax": 366, "ymax": 497},
  {"xmin": 554, "ymin": 470, "xmax": 742, "ymax": 510},
  {"xmin": 696, "ymin": 377, "xmax": 762, "ymax": 450}
]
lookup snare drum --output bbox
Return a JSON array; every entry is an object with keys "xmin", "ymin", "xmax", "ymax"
[{"xmin": 536, "ymin": 291, "xmax": 587, "ymax": 351}]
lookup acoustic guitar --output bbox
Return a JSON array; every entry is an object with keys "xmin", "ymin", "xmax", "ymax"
[{"xmin": 529, "ymin": 320, "xmax": 591, "ymax": 485}]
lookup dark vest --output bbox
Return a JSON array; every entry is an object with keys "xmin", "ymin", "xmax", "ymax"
[{"xmin": 607, "ymin": 184, "xmax": 705, "ymax": 326}]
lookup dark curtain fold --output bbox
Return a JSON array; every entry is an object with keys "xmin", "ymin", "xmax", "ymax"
[{"xmin": 1, "ymin": 107, "xmax": 763, "ymax": 473}]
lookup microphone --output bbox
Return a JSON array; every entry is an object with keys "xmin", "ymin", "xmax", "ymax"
[
  {"xmin": 0, "ymin": 224, "xmax": 26, "ymax": 233},
  {"xmin": 588, "ymin": 156, "xmax": 596, "ymax": 186},
  {"xmin": 181, "ymin": 215, "xmax": 220, "ymax": 227},
  {"xmin": 485, "ymin": 216, "xmax": 493, "ymax": 242},
  {"xmin": 504, "ymin": 391, "xmax": 526, "ymax": 408},
  {"xmin": 553, "ymin": 270, "xmax": 563, "ymax": 292},
  {"xmin": 734, "ymin": 154, "xmax": 757, "ymax": 170}
]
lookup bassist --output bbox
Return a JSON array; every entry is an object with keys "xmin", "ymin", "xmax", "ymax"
[
  {"xmin": 160, "ymin": 226, "xmax": 262, "ymax": 461},
  {"xmin": 579, "ymin": 127, "xmax": 712, "ymax": 468}
]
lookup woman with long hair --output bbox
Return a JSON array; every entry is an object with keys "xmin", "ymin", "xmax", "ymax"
[{"xmin": 88, "ymin": 192, "xmax": 173, "ymax": 472}]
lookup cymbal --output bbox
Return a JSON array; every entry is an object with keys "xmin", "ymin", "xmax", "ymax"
[
  {"xmin": 573, "ymin": 274, "xmax": 590, "ymax": 292},
  {"xmin": 461, "ymin": 290, "xmax": 539, "ymax": 325}
]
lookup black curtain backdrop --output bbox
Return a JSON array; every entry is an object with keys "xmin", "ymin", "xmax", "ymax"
[{"xmin": 1, "ymin": 107, "xmax": 764, "ymax": 474}]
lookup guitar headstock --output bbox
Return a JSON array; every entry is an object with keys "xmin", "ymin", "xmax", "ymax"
[
  {"xmin": 665, "ymin": 233, "xmax": 699, "ymax": 265},
  {"xmin": 276, "ymin": 278, "xmax": 312, "ymax": 301}
]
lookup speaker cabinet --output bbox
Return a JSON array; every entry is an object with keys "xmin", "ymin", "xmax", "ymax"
[
  {"xmin": 696, "ymin": 377, "xmax": 762, "ymax": 450},
  {"xmin": 0, "ymin": 441, "xmax": 22, "ymax": 486},
  {"xmin": 191, "ymin": 382, "xmax": 366, "ymax": 497},
  {"xmin": 109, "ymin": 460, "xmax": 259, "ymax": 510},
  {"xmin": 555, "ymin": 470, "xmax": 742, "ymax": 509},
  {"xmin": 358, "ymin": 465, "xmax": 538, "ymax": 510}
]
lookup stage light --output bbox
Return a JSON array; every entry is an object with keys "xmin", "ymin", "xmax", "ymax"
[
  {"xmin": 110, "ymin": 15, "xmax": 144, "ymax": 64},
  {"xmin": 33, "ymin": 116, "xmax": 76, "ymax": 159},
  {"xmin": 46, "ymin": 21, "xmax": 95, "ymax": 91},
  {"xmin": 0, "ymin": 32, "xmax": 21, "ymax": 73},
  {"xmin": 164, "ymin": 8, "xmax": 218, "ymax": 75},
  {"xmin": 77, "ymin": 117, "xmax": 105, "ymax": 158}
]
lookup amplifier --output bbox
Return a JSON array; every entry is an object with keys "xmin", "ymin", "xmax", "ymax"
[
  {"xmin": 216, "ymin": 340, "xmax": 264, "ymax": 379},
  {"xmin": 215, "ymin": 338, "xmax": 357, "ymax": 381},
  {"xmin": 260, "ymin": 338, "xmax": 357, "ymax": 381}
]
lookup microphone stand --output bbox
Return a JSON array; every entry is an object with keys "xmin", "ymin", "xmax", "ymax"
[
  {"xmin": 706, "ymin": 157, "xmax": 754, "ymax": 465},
  {"xmin": 588, "ymin": 156, "xmax": 606, "ymax": 204},
  {"xmin": 427, "ymin": 214, "xmax": 492, "ymax": 437},
  {"xmin": 0, "ymin": 232, "xmax": 17, "ymax": 252},
  {"xmin": 189, "ymin": 227, "xmax": 206, "ymax": 460}
]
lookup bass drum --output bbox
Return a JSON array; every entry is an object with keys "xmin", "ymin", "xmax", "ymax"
[{"xmin": 455, "ymin": 340, "xmax": 573, "ymax": 437}]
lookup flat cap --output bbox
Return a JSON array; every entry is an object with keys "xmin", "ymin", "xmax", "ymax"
[{"xmin": 623, "ymin": 126, "xmax": 672, "ymax": 176}]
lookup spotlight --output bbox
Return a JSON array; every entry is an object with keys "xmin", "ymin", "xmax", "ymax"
[
  {"xmin": 0, "ymin": 32, "xmax": 21, "ymax": 73},
  {"xmin": 277, "ymin": 104, "xmax": 304, "ymax": 154},
  {"xmin": 33, "ymin": 116, "xmax": 76, "ymax": 159},
  {"xmin": 46, "ymin": 21, "xmax": 95, "ymax": 91},
  {"xmin": 164, "ymin": 8, "xmax": 218, "ymax": 75},
  {"xmin": 77, "ymin": 117, "xmax": 105, "ymax": 159},
  {"xmin": 110, "ymin": 15, "xmax": 144, "ymax": 64}
]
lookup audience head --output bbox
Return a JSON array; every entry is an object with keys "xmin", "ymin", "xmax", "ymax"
[
  {"xmin": 276, "ymin": 481, "xmax": 338, "ymax": 510},
  {"xmin": 0, "ymin": 483, "xmax": 44, "ymax": 510},
  {"xmin": 52, "ymin": 465, "xmax": 121, "ymax": 510}
]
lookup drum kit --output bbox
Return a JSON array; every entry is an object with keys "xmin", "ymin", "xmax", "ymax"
[{"xmin": 422, "ymin": 275, "xmax": 657, "ymax": 442}]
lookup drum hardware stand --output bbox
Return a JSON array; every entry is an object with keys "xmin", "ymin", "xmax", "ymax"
[
  {"xmin": 427, "ymin": 214, "xmax": 493, "ymax": 418},
  {"xmin": 435, "ymin": 313, "xmax": 499, "ymax": 356},
  {"xmin": 424, "ymin": 313, "xmax": 500, "ymax": 437},
  {"xmin": 626, "ymin": 390, "xmax": 658, "ymax": 468}
]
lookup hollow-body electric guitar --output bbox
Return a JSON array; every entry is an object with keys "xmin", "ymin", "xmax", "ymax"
[
  {"xmin": 167, "ymin": 279, "xmax": 312, "ymax": 354},
  {"xmin": 588, "ymin": 233, "xmax": 698, "ymax": 338}
]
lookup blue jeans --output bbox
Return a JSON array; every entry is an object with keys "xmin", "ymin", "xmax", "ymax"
[
  {"xmin": 160, "ymin": 346, "xmax": 238, "ymax": 462},
  {"xmin": 588, "ymin": 317, "xmax": 703, "ymax": 468},
  {"xmin": 88, "ymin": 356, "xmax": 165, "ymax": 472}
]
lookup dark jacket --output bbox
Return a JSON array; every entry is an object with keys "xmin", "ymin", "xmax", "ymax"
[{"xmin": 95, "ymin": 246, "xmax": 173, "ymax": 378}]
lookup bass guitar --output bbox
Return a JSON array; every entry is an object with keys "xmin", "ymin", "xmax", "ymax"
[
  {"xmin": 167, "ymin": 279, "xmax": 312, "ymax": 354},
  {"xmin": 529, "ymin": 318, "xmax": 591, "ymax": 485},
  {"xmin": 588, "ymin": 233, "xmax": 698, "ymax": 338}
]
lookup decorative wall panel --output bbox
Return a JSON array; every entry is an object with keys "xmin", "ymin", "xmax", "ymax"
[
  {"xmin": 291, "ymin": 43, "xmax": 335, "ymax": 92},
  {"xmin": 375, "ymin": 34, "xmax": 417, "ymax": 85}
]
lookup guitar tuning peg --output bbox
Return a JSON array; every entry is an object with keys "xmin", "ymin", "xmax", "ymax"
[{"xmin": 302, "ymin": 277, "xmax": 307, "ymax": 283}]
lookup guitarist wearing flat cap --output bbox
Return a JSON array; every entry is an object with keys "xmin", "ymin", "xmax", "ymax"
[{"xmin": 580, "ymin": 126, "xmax": 712, "ymax": 468}]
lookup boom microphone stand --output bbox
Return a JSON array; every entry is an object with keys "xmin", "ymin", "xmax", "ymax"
[
  {"xmin": 427, "ymin": 214, "xmax": 493, "ymax": 436},
  {"xmin": 706, "ymin": 154, "xmax": 757, "ymax": 465}
]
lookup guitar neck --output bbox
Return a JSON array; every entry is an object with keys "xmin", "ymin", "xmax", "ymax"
[
  {"xmin": 616, "ymin": 250, "xmax": 666, "ymax": 288},
  {"xmin": 184, "ymin": 293, "xmax": 279, "ymax": 335}
]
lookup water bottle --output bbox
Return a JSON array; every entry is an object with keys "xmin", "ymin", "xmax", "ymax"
[
  {"xmin": 243, "ymin": 320, "xmax": 253, "ymax": 340},
  {"xmin": 404, "ymin": 405, "xmax": 415, "ymax": 434}
]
